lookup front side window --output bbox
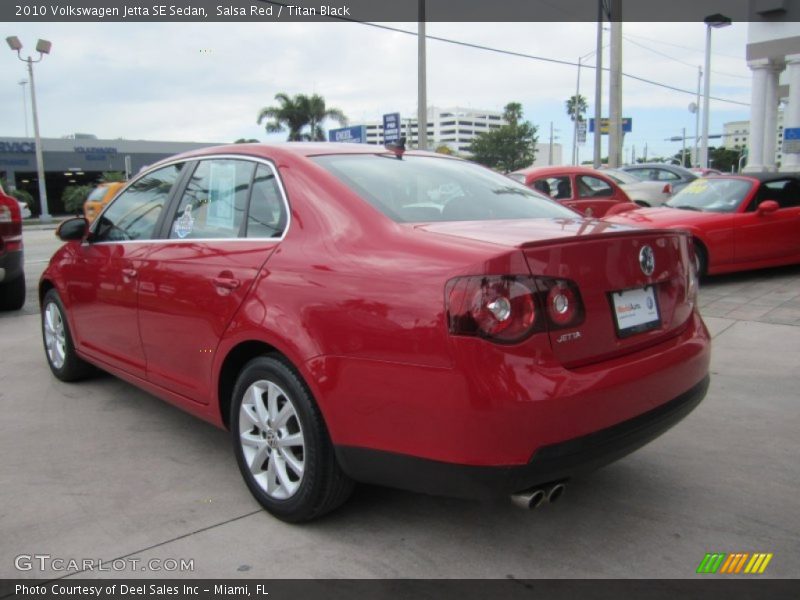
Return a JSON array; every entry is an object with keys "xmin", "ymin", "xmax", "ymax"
[
  {"xmin": 169, "ymin": 159, "xmax": 255, "ymax": 240},
  {"xmin": 313, "ymin": 155, "xmax": 576, "ymax": 223},
  {"xmin": 93, "ymin": 163, "xmax": 183, "ymax": 242}
]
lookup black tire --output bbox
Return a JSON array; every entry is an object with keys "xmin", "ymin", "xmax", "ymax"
[
  {"xmin": 693, "ymin": 241, "xmax": 708, "ymax": 279},
  {"xmin": 41, "ymin": 289, "xmax": 94, "ymax": 381},
  {"xmin": 0, "ymin": 273, "xmax": 25, "ymax": 311},
  {"xmin": 231, "ymin": 355, "xmax": 353, "ymax": 522}
]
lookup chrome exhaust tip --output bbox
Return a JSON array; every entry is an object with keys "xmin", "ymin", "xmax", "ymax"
[
  {"xmin": 546, "ymin": 483, "xmax": 566, "ymax": 504},
  {"xmin": 510, "ymin": 488, "xmax": 547, "ymax": 510}
]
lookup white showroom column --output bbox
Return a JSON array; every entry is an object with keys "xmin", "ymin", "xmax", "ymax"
[
  {"xmin": 744, "ymin": 59, "xmax": 770, "ymax": 173},
  {"xmin": 780, "ymin": 54, "xmax": 800, "ymax": 172},
  {"xmin": 762, "ymin": 61, "xmax": 784, "ymax": 171}
]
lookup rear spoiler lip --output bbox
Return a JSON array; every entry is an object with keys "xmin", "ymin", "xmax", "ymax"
[{"xmin": 518, "ymin": 227, "xmax": 691, "ymax": 250}]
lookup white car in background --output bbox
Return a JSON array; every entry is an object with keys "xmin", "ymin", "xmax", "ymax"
[
  {"xmin": 17, "ymin": 201, "xmax": 31, "ymax": 219},
  {"xmin": 602, "ymin": 168, "xmax": 673, "ymax": 207}
]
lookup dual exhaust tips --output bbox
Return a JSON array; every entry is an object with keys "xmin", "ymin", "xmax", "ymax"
[{"xmin": 510, "ymin": 482, "xmax": 566, "ymax": 510}]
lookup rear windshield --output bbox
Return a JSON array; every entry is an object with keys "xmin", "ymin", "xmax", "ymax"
[
  {"xmin": 313, "ymin": 154, "xmax": 577, "ymax": 223},
  {"xmin": 87, "ymin": 186, "xmax": 109, "ymax": 201}
]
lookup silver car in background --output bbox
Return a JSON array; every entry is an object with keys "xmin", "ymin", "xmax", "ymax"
[{"xmin": 602, "ymin": 168, "xmax": 673, "ymax": 207}]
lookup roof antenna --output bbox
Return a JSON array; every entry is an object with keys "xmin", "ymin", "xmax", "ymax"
[{"xmin": 385, "ymin": 136, "xmax": 406, "ymax": 159}]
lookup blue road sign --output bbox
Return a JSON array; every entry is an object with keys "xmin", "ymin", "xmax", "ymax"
[
  {"xmin": 784, "ymin": 127, "xmax": 800, "ymax": 154},
  {"xmin": 589, "ymin": 118, "xmax": 633, "ymax": 134},
  {"xmin": 328, "ymin": 125, "xmax": 367, "ymax": 144}
]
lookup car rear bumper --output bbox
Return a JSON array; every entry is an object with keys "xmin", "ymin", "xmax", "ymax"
[{"xmin": 335, "ymin": 374, "xmax": 709, "ymax": 498}]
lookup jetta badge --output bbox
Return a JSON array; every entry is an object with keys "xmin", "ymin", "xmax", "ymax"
[{"xmin": 639, "ymin": 245, "xmax": 655, "ymax": 276}]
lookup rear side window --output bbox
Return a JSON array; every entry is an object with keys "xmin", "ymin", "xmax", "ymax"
[
  {"xmin": 578, "ymin": 176, "xmax": 613, "ymax": 197},
  {"xmin": 313, "ymin": 155, "xmax": 575, "ymax": 223},
  {"xmin": 246, "ymin": 165, "xmax": 288, "ymax": 238},
  {"xmin": 169, "ymin": 159, "xmax": 255, "ymax": 239},
  {"xmin": 93, "ymin": 163, "xmax": 183, "ymax": 242}
]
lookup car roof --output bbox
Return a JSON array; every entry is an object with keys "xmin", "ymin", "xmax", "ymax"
[
  {"xmin": 622, "ymin": 163, "xmax": 695, "ymax": 174},
  {"xmin": 154, "ymin": 142, "xmax": 444, "ymax": 166},
  {"xmin": 511, "ymin": 165, "xmax": 606, "ymax": 177}
]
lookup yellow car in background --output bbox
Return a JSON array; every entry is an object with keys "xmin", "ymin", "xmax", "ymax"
[{"xmin": 83, "ymin": 181, "xmax": 125, "ymax": 223}]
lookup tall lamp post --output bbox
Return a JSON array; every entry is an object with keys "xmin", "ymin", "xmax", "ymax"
[
  {"xmin": 19, "ymin": 79, "xmax": 30, "ymax": 137},
  {"xmin": 699, "ymin": 14, "xmax": 731, "ymax": 170},
  {"xmin": 6, "ymin": 36, "xmax": 52, "ymax": 222}
]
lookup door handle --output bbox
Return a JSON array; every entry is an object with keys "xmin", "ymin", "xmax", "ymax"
[
  {"xmin": 122, "ymin": 268, "xmax": 138, "ymax": 279},
  {"xmin": 213, "ymin": 277, "xmax": 241, "ymax": 290}
]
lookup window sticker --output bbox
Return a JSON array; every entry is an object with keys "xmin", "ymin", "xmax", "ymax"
[
  {"xmin": 207, "ymin": 161, "xmax": 237, "ymax": 229},
  {"xmin": 173, "ymin": 204, "xmax": 195, "ymax": 238},
  {"xmin": 684, "ymin": 179, "xmax": 708, "ymax": 194}
]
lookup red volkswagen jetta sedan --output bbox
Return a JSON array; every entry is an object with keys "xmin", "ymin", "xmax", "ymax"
[{"xmin": 40, "ymin": 143, "xmax": 710, "ymax": 522}]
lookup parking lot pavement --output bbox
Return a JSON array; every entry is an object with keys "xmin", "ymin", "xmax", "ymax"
[{"xmin": 1, "ymin": 233, "xmax": 798, "ymax": 579}]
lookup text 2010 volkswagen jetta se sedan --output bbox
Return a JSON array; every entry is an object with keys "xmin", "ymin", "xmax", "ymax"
[{"xmin": 40, "ymin": 143, "xmax": 710, "ymax": 522}]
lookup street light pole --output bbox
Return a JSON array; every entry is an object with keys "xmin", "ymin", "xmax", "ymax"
[
  {"xmin": 19, "ymin": 79, "xmax": 29, "ymax": 137},
  {"xmin": 7, "ymin": 36, "xmax": 52, "ymax": 222},
  {"xmin": 699, "ymin": 14, "xmax": 731, "ymax": 170}
]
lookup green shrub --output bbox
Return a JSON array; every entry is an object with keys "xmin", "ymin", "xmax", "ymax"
[{"xmin": 62, "ymin": 185, "xmax": 95, "ymax": 215}]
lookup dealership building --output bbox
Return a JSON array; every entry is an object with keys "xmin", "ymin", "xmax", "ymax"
[{"xmin": 0, "ymin": 135, "xmax": 214, "ymax": 215}]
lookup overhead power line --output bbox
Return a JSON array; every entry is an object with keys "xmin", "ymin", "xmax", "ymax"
[
  {"xmin": 623, "ymin": 35, "xmax": 750, "ymax": 80},
  {"xmin": 358, "ymin": 22, "xmax": 749, "ymax": 107}
]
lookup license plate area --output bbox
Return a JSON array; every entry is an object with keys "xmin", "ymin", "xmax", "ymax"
[{"xmin": 609, "ymin": 285, "xmax": 661, "ymax": 338}]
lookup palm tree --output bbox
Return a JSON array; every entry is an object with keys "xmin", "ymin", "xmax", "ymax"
[
  {"xmin": 257, "ymin": 93, "xmax": 309, "ymax": 141},
  {"xmin": 565, "ymin": 94, "xmax": 588, "ymax": 123},
  {"xmin": 257, "ymin": 93, "xmax": 348, "ymax": 141},
  {"xmin": 304, "ymin": 94, "xmax": 348, "ymax": 141}
]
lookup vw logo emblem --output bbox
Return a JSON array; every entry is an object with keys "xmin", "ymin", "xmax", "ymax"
[{"xmin": 639, "ymin": 246, "xmax": 655, "ymax": 276}]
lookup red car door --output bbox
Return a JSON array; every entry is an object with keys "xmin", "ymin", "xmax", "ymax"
[
  {"xmin": 64, "ymin": 164, "xmax": 184, "ymax": 378},
  {"xmin": 568, "ymin": 174, "xmax": 629, "ymax": 217},
  {"xmin": 734, "ymin": 178, "xmax": 800, "ymax": 264},
  {"xmin": 137, "ymin": 159, "xmax": 287, "ymax": 404}
]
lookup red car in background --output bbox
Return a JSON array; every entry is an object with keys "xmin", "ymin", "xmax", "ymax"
[
  {"xmin": 0, "ymin": 183, "xmax": 25, "ymax": 311},
  {"xmin": 604, "ymin": 173, "xmax": 800, "ymax": 276},
  {"xmin": 509, "ymin": 166, "xmax": 635, "ymax": 217},
  {"xmin": 40, "ymin": 143, "xmax": 710, "ymax": 521}
]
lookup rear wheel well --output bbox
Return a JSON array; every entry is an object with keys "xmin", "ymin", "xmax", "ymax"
[
  {"xmin": 634, "ymin": 200, "xmax": 650, "ymax": 207},
  {"xmin": 218, "ymin": 341, "xmax": 285, "ymax": 429}
]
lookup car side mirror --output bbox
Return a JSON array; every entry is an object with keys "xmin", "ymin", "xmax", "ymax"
[
  {"xmin": 56, "ymin": 217, "xmax": 88, "ymax": 241},
  {"xmin": 757, "ymin": 200, "xmax": 779, "ymax": 215}
]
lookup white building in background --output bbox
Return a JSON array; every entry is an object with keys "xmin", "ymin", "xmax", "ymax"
[
  {"xmin": 351, "ymin": 106, "xmax": 563, "ymax": 166},
  {"xmin": 723, "ymin": 114, "xmax": 785, "ymax": 164},
  {"xmin": 745, "ymin": 11, "xmax": 800, "ymax": 172}
]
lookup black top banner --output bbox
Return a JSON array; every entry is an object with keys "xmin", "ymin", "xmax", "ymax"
[{"xmin": 4, "ymin": 0, "xmax": 799, "ymax": 23}]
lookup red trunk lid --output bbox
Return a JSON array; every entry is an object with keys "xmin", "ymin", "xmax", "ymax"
[
  {"xmin": 417, "ymin": 219, "xmax": 696, "ymax": 367},
  {"xmin": 522, "ymin": 229, "xmax": 694, "ymax": 367}
]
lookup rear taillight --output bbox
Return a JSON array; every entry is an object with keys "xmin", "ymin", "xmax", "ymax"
[
  {"xmin": 0, "ymin": 205, "xmax": 11, "ymax": 223},
  {"xmin": 546, "ymin": 281, "xmax": 583, "ymax": 327},
  {"xmin": 446, "ymin": 275, "xmax": 584, "ymax": 344}
]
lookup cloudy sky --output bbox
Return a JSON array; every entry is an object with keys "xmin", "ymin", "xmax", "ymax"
[{"xmin": 1, "ymin": 20, "xmax": 751, "ymax": 161}]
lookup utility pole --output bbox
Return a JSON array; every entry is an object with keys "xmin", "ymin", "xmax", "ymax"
[
  {"xmin": 417, "ymin": 0, "xmax": 428, "ymax": 150},
  {"xmin": 593, "ymin": 1, "xmax": 605, "ymax": 168},
  {"xmin": 681, "ymin": 127, "xmax": 687, "ymax": 166},
  {"xmin": 693, "ymin": 66, "xmax": 702, "ymax": 167},
  {"xmin": 608, "ymin": 1, "xmax": 623, "ymax": 168}
]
